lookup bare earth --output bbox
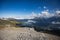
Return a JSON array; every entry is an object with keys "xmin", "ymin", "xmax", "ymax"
[{"xmin": 0, "ymin": 27, "xmax": 60, "ymax": 40}]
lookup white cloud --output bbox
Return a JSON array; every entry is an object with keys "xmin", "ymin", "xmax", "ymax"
[
  {"xmin": 15, "ymin": 12, "xmax": 37, "ymax": 19},
  {"xmin": 43, "ymin": 6, "xmax": 46, "ymax": 9},
  {"xmin": 20, "ymin": 10, "xmax": 54, "ymax": 19},
  {"xmin": 31, "ymin": 12, "xmax": 37, "ymax": 17},
  {"xmin": 52, "ymin": 21, "xmax": 60, "ymax": 24},
  {"xmin": 56, "ymin": 10, "xmax": 60, "ymax": 16},
  {"xmin": 56, "ymin": 10, "xmax": 60, "ymax": 13},
  {"xmin": 27, "ymin": 20, "xmax": 36, "ymax": 23},
  {"xmin": 5, "ymin": 10, "xmax": 60, "ymax": 19},
  {"xmin": 37, "ymin": 10, "xmax": 54, "ymax": 18},
  {"xmin": 41, "ymin": 11, "xmax": 50, "ymax": 17}
]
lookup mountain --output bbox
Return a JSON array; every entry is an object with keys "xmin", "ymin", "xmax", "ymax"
[
  {"xmin": 14, "ymin": 11, "xmax": 60, "ymax": 32},
  {"xmin": 3, "ymin": 10, "xmax": 60, "ymax": 32}
]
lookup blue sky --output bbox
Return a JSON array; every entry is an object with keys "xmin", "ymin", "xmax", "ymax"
[{"xmin": 0, "ymin": 0, "xmax": 60, "ymax": 19}]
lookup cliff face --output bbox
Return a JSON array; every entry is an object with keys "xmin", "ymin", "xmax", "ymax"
[{"xmin": 0, "ymin": 27, "xmax": 60, "ymax": 40}]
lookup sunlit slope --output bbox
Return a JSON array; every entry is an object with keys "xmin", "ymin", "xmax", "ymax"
[{"xmin": 0, "ymin": 19, "xmax": 20, "ymax": 29}]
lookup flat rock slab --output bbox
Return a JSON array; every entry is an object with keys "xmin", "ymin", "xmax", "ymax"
[{"xmin": 0, "ymin": 27, "xmax": 60, "ymax": 40}]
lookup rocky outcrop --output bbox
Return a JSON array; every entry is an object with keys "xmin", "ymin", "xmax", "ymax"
[{"xmin": 0, "ymin": 27, "xmax": 60, "ymax": 40}]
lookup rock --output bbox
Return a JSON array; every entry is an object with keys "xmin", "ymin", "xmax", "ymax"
[{"xmin": 0, "ymin": 27, "xmax": 60, "ymax": 40}]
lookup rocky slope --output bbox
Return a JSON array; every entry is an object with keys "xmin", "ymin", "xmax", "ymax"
[{"xmin": 0, "ymin": 27, "xmax": 60, "ymax": 40}]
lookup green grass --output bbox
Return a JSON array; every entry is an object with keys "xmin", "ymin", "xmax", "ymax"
[{"xmin": 0, "ymin": 19, "xmax": 21, "ymax": 29}]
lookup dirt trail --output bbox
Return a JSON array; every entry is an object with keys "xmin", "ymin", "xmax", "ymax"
[{"xmin": 0, "ymin": 27, "xmax": 60, "ymax": 40}]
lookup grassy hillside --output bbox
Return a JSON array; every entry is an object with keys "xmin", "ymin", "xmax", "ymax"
[{"xmin": 0, "ymin": 19, "xmax": 20, "ymax": 29}]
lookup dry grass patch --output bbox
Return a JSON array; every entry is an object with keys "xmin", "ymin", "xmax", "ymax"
[{"xmin": 0, "ymin": 25, "xmax": 6, "ymax": 30}]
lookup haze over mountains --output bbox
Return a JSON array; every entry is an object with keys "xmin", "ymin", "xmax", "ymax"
[
  {"xmin": 1, "ymin": 10, "xmax": 59, "ymax": 31},
  {"xmin": 1, "ymin": 10, "xmax": 60, "ymax": 26},
  {"xmin": 0, "ymin": 10, "xmax": 60, "ymax": 29}
]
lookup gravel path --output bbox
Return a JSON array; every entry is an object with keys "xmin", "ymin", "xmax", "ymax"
[{"xmin": 0, "ymin": 27, "xmax": 60, "ymax": 40}]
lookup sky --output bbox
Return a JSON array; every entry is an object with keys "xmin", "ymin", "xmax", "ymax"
[{"xmin": 0, "ymin": 0, "xmax": 60, "ymax": 19}]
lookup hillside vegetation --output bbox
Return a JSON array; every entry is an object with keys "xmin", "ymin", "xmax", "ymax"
[{"xmin": 0, "ymin": 19, "xmax": 20, "ymax": 29}]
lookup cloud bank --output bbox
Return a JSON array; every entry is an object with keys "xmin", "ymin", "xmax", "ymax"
[
  {"xmin": 24, "ymin": 10, "xmax": 60, "ymax": 19},
  {"xmin": 2, "ymin": 10, "xmax": 60, "ymax": 19}
]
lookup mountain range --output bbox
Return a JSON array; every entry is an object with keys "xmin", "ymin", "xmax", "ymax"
[
  {"xmin": 12, "ymin": 10, "xmax": 60, "ymax": 32},
  {"xmin": 1, "ymin": 10, "xmax": 60, "ymax": 31}
]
